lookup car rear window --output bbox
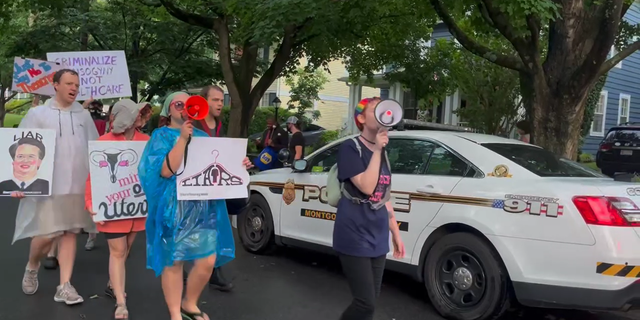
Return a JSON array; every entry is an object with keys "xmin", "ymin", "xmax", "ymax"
[
  {"xmin": 604, "ymin": 129, "xmax": 640, "ymax": 143},
  {"xmin": 482, "ymin": 143, "xmax": 603, "ymax": 177}
]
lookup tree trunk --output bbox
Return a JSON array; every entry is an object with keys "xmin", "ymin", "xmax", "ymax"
[
  {"xmin": 0, "ymin": 89, "xmax": 5, "ymax": 128},
  {"xmin": 528, "ymin": 72, "xmax": 590, "ymax": 160},
  {"xmin": 226, "ymin": 98, "xmax": 257, "ymax": 138}
]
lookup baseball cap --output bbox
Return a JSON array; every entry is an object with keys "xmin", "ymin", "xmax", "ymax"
[
  {"xmin": 286, "ymin": 116, "xmax": 299, "ymax": 124},
  {"xmin": 111, "ymin": 99, "xmax": 145, "ymax": 133}
]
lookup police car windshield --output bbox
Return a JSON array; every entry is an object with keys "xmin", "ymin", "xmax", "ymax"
[{"xmin": 482, "ymin": 143, "xmax": 604, "ymax": 178}]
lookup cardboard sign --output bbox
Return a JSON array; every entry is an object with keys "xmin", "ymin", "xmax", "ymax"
[
  {"xmin": 176, "ymin": 137, "xmax": 250, "ymax": 201},
  {"xmin": 46, "ymin": 50, "xmax": 132, "ymax": 100},
  {"xmin": 12, "ymin": 57, "xmax": 62, "ymax": 96},
  {"xmin": 88, "ymin": 141, "xmax": 147, "ymax": 222},
  {"xmin": 0, "ymin": 128, "xmax": 56, "ymax": 196}
]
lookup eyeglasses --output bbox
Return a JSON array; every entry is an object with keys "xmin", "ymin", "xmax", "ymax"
[{"xmin": 171, "ymin": 101, "xmax": 185, "ymax": 111}]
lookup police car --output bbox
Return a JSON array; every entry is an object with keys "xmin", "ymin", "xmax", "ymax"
[{"xmin": 238, "ymin": 129, "xmax": 640, "ymax": 320}]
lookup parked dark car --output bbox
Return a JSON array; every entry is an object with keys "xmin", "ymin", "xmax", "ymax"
[
  {"xmin": 596, "ymin": 123, "xmax": 640, "ymax": 177},
  {"xmin": 248, "ymin": 123, "xmax": 325, "ymax": 147}
]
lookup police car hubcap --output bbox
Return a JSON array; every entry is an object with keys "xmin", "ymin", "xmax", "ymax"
[
  {"xmin": 251, "ymin": 217, "xmax": 263, "ymax": 230},
  {"xmin": 452, "ymin": 267, "xmax": 473, "ymax": 290}
]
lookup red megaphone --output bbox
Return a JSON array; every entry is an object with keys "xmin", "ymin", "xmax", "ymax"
[{"xmin": 184, "ymin": 95, "xmax": 209, "ymax": 120}]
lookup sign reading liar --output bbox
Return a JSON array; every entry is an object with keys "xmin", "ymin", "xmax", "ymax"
[
  {"xmin": 177, "ymin": 137, "xmax": 250, "ymax": 201},
  {"xmin": 88, "ymin": 141, "xmax": 147, "ymax": 222},
  {"xmin": 46, "ymin": 50, "xmax": 132, "ymax": 100},
  {"xmin": 11, "ymin": 57, "xmax": 62, "ymax": 96}
]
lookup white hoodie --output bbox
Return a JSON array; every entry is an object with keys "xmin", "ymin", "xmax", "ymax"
[
  {"xmin": 19, "ymin": 99, "xmax": 99, "ymax": 194},
  {"xmin": 13, "ymin": 99, "xmax": 99, "ymax": 242}
]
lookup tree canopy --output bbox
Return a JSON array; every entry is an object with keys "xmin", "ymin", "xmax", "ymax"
[
  {"xmin": 149, "ymin": 0, "xmax": 435, "ymax": 137},
  {"xmin": 427, "ymin": 0, "xmax": 640, "ymax": 157}
]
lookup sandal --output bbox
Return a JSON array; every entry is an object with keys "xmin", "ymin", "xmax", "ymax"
[
  {"xmin": 180, "ymin": 307, "xmax": 208, "ymax": 320},
  {"xmin": 114, "ymin": 303, "xmax": 129, "ymax": 320}
]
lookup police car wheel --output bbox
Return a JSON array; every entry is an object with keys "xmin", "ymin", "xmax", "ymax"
[
  {"xmin": 238, "ymin": 194, "xmax": 276, "ymax": 254},
  {"xmin": 424, "ymin": 232, "xmax": 510, "ymax": 320}
]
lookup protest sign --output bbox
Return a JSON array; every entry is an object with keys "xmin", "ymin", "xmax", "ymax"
[
  {"xmin": 176, "ymin": 137, "xmax": 250, "ymax": 201},
  {"xmin": 88, "ymin": 141, "xmax": 147, "ymax": 222},
  {"xmin": 11, "ymin": 57, "xmax": 62, "ymax": 96},
  {"xmin": 0, "ymin": 128, "xmax": 56, "ymax": 197},
  {"xmin": 46, "ymin": 50, "xmax": 132, "ymax": 100}
]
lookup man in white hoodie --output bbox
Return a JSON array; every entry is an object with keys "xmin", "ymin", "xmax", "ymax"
[{"xmin": 11, "ymin": 69, "xmax": 99, "ymax": 305}]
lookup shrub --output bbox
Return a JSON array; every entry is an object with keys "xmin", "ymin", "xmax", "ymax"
[
  {"xmin": 315, "ymin": 129, "xmax": 340, "ymax": 149},
  {"xmin": 579, "ymin": 153, "xmax": 593, "ymax": 163}
]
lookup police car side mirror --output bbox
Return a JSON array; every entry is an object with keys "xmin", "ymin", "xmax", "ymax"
[{"xmin": 293, "ymin": 159, "xmax": 307, "ymax": 172}]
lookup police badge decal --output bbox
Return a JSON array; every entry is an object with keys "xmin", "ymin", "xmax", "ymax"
[{"xmin": 283, "ymin": 179, "xmax": 296, "ymax": 205}]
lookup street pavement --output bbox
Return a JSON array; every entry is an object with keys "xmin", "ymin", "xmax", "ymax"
[{"xmin": 0, "ymin": 197, "xmax": 639, "ymax": 320}]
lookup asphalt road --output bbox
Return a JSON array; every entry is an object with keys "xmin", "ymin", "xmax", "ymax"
[{"xmin": 0, "ymin": 197, "xmax": 638, "ymax": 320}]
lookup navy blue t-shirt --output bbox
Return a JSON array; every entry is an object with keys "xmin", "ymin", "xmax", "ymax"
[{"xmin": 332, "ymin": 138, "xmax": 391, "ymax": 257}]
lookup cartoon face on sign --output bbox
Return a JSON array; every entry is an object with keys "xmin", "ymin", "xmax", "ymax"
[{"xmin": 90, "ymin": 148, "xmax": 139, "ymax": 183}]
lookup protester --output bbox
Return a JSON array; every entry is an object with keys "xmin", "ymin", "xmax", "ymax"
[
  {"xmin": 333, "ymin": 97, "xmax": 405, "ymax": 320},
  {"xmin": 256, "ymin": 116, "xmax": 288, "ymax": 168},
  {"xmin": 516, "ymin": 120, "xmax": 531, "ymax": 143},
  {"xmin": 12, "ymin": 69, "xmax": 99, "ymax": 305},
  {"xmin": 84, "ymin": 99, "xmax": 151, "ymax": 319},
  {"xmin": 286, "ymin": 116, "xmax": 305, "ymax": 163},
  {"xmin": 139, "ymin": 91, "xmax": 250, "ymax": 320},
  {"xmin": 186, "ymin": 84, "xmax": 247, "ymax": 291}
]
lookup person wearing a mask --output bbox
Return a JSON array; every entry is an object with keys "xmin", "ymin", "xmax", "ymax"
[
  {"xmin": 12, "ymin": 69, "xmax": 99, "ymax": 305},
  {"xmin": 286, "ymin": 116, "xmax": 305, "ymax": 164},
  {"xmin": 256, "ymin": 116, "xmax": 288, "ymax": 168},
  {"xmin": 516, "ymin": 120, "xmax": 531, "ymax": 143}
]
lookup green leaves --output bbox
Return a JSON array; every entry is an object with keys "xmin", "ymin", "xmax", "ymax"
[{"xmin": 284, "ymin": 67, "xmax": 328, "ymax": 124}]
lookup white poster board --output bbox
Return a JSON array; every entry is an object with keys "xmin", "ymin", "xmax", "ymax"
[
  {"xmin": 0, "ymin": 128, "xmax": 56, "ymax": 196},
  {"xmin": 12, "ymin": 57, "xmax": 62, "ymax": 96},
  {"xmin": 176, "ymin": 137, "xmax": 250, "ymax": 201},
  {"xmin": 88, "ymin": 141, "xmax": 147, "ymax": 222},
  {"xmin": 46, "ymin": 50, "xmax": 132, "ymax": 100}
]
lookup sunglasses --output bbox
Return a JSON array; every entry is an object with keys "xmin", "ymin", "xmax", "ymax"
[{"xmin": 171, "ymin": 101, "xmax": 185, "ymax": 111}]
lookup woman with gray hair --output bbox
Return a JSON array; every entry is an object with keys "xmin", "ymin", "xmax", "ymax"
[{"xmin": 84, "ymin": 99, "xmax": 151, "ymax": 319}]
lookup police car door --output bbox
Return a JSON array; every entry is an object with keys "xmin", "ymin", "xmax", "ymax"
[
  {"xmin": 279, "ymin": 143, "xmax": 340, "ymax": 247},
  {"xmin": 384, "ymin": 137, "xmax": 470, "ymax": 263}
]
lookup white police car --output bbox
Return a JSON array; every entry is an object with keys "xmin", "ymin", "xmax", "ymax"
[{"xmin": 238, "ymin": 130, "xmax": 640, "ymax": 320}]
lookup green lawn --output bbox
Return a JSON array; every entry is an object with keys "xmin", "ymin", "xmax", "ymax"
[{"xmin": 3, "ymin": 114, "xmax": 24, "ymax": 128}]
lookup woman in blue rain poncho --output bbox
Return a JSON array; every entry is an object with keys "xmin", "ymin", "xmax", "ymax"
[{"xmin": 139, "ymin": 92, "xmax": 249, "ymax": 320}]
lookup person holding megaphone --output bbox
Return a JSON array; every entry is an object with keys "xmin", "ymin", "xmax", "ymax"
[
  {"xmin": 333, "ymin": 97, "xmax": 405, "ymax": 320},
  {"xmin": 138, "ymin": 92, "xmax": 248, "ymax": 320}
]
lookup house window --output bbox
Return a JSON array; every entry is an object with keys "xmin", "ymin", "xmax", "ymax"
[
  {"xmin": 380, "ymin": 88, "xmax": 390, "ymax": 100},
  {"xmin": 608, "ymin": 46, "xmax": 622, "ymax": 68},
  {"xmin": 590, "ymin": 91, "xmax": 608, "ymax": 136},
  {"xmin": 618, "ymin": 93, "xmax": 631, "ymax": 125},
  {"xmin": 224, "ymin": 94, "xmax": 230, "ymax": 106},
  {"xmin": 262, "ymin": 92, "xmax": 277, "ymax": 107}
]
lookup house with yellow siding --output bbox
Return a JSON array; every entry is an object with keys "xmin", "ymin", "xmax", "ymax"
[{"xmin": 211, "ymin": 47, "xmax": 378, "ymax": 130}]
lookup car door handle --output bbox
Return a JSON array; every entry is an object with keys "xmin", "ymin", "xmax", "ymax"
[{"xmin": 416, "ymin": 185, "xmax": 442, "ymax": 195}]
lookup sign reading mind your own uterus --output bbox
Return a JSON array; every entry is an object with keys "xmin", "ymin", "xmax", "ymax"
[{"xmin": 47, "ymin": 50, "xmax": 132, "ymax": 100}]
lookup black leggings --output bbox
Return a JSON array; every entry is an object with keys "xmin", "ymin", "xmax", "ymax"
[{"xmin": 339, "ymin": 254, "xmax": 386, "ymax": 320}]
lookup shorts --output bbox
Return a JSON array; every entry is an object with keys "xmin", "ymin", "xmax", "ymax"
[{"xmin": 104, "ymin": 232, "xmax": 130, "ymax": 240}]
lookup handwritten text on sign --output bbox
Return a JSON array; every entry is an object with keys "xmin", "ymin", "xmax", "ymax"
[
  {"xmin": 177, "ymin": 137, "xmax": 250, "ymax": 201},
  {"xmin": 88, "ymin": 141, "xmax": 147, "ymax": 222},
  {"xmin": 47, "ymin": 51, "xmax": 132, "ymax": 100},
  {"xmin": 11, "ymin": 57, "xmax": 61, "ymax": 96}
]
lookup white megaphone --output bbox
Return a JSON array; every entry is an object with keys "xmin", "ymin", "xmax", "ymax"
[{"xmin": 373, "ymin": 99, "xmax": 403, "ymax": 127}]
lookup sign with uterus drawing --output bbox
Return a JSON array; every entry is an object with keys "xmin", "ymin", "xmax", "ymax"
[
  {"xmin": 88, "ymin": 141, "xmax": 147, "ymax": 222},
  {"xmin": 176, "ymin": 137, "xmax": 250, "ymax": 201}
]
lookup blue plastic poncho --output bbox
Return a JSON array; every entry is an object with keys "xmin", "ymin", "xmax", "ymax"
[{"xmin": 139, "ymin": 126, "xmax": 235, "ymax": 276}]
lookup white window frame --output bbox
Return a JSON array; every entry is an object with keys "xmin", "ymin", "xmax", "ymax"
[
  {"xmin": 608, "ymin": 46, "xmax": 622, "ymax": 69},
  {"xmin": 618, "ymin": 93, "xmax": 631, "ymax": 125},
  {"xmin": 590, "ymin": 90, "xmax": 608, "ymax": 137}
]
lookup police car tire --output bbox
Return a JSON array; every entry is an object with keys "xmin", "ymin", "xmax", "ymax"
[
  {"xmin": 237, "ymin": 194, "xmax": 276, "ymax": 254},
  {"xmin": 424, "ymin": 232, "xmax": 510, "ymax": 320}
]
